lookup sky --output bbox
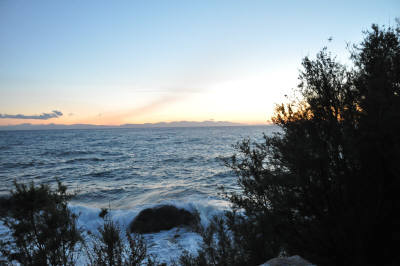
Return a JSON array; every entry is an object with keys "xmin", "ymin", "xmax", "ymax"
[{"xmin": 0, "ymin": 0, "xmax": 399, "ymax": 126}]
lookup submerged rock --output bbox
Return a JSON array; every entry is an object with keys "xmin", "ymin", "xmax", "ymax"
[
  {"xmin": 261, "ymin": 255, "xmax": 314, "ymax": 266},
  {"xmin": 129, "ymin": 205, "xmax": 199, "ymax": 234}
]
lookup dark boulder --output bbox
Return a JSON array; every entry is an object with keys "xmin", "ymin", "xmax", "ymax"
[
  {"xmin": 129, "ymin": 205, "xmax": 199, "ymax": 234},
  {"xmin": 260, "ymin": 255, "xmax": 314, "ymax": 266}
]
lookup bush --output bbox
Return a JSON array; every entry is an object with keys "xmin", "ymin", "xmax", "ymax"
[
  {"xmin": 178, "ymin": 211, "xmax": 275, "ymax": 266},
  {"xmin": 0, "ymin": 180, "xmax": 82, "ymax": 265},
  {"xmin": 181, "ymin": 22, "xmax": 400, "ymax": 266},
  {"xmin": 87, "ymin": 208, "xmax": 155, "ymax": 266},
  {"xmin": 0, "ymin": 181, "xmax": 158, "ymax": 266}
]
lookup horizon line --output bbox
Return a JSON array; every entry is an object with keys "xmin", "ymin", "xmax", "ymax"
[{"xmin": 0, "ymin": 120, "xmax": 272, "ymax": 130}]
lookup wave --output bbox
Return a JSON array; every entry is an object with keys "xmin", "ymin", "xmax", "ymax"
[
  {"xmin": 159, "ymin": 155, "xmax": 223, "ymax": 166},
  {"xmin": 99, "ymin": 151, "xmax": 124, "ymax": 156},
  {"xmin": 0, "ymin": 160, "xmax": 44, "ymax": 169},
  {"xmin": 84, "ymin": 169, "xmax": 115, "ymax": 177},
  {"xmin": 172, "ymin": 137, "xmax": 203, "ymax": 144},
  {"xmin": 71, "ymin": 198, "xmax": 229, "ymax": 232},
  {"xmin": 41, "ymin": 150, "xmax": 92, "ymax": 157},
  {"xmin": 65, "ymin": 157, "xmax": 105, "ymax": 164},
  {"xmin": 0, "ymin": 198, "xmax": 228, "ymax": 264},
  {"xmin": 161, "ymin": 155, "xmax": 207, "ymax": 164},
  {"xmin": 71, "ymin": 198, "xmax": 229, "ymax": 264}
]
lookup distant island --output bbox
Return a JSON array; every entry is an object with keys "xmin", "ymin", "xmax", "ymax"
[{"xmin": 0, "ymin": 120, "xmax": 267, "ymax": 131}]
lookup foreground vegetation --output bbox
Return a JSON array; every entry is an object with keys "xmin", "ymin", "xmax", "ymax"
[
  {"xmin": 179, "ymin": 22, "xmax": 400, "ymax": 266},
  {"xmin": 0, "ymin": 181, "xmax": 156, "ymax": 266},
  {"xmin": 1, "ymin": 22, "xmax": 399, "ymax": 265}
]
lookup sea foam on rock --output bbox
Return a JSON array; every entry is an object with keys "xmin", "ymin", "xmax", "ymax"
[{"xmin": 129, "ymin": 204, "xmax": 199, "ymax": 233}]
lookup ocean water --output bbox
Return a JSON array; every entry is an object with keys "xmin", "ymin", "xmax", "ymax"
[{"xmin": 0, "ymin": 125, "xmax": 276, "ymax": 263}]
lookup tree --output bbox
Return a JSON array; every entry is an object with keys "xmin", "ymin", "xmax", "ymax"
[
  {"xmin": 182, "ymin": 22, "xmax": 400, "ymax": 266},
  {"xmin": 227, "ymin": 22, "xmax": 400, "ymax": 265},
  {"xmin": 0, "ymin": 180, "xmax": 82, "ymax": 265}
]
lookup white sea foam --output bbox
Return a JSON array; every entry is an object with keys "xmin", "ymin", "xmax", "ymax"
[
  {"xmin": 71, "ymin": 198, "xmax": 230, "ymax": 264},
  {"xmin": 1, "ymin": 199, "xmax": 228, "ymax": 265}
]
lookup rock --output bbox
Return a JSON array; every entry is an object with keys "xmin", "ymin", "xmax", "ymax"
[
  {"xmin": 260, "ymin": 255, "xmax": 314, "ymax": 266},
  {"xmin": 129, "ymin": 205, "xmax": 199, "ymax": 234}
]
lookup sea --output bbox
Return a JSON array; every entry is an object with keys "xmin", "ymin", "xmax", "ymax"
[{"xmin": 0, "ymin": 125, "xmax": 277, "ymax": 264}]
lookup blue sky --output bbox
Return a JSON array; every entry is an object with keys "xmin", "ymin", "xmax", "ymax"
[{"xmin": 0, "ymin": 0, "xmax": 398, "ymax": 125}]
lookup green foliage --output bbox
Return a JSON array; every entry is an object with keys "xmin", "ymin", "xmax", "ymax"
[
  {"xmin": 182, "ymin": 22, "xmax": 400, "ymax": 266},
  {"xmin": 87, "ymin": 209, "xmax": 153, "ymax": 266},
  {"xmin": 0, "ymin": 180, "xmax": 82, "ymax": 265}
]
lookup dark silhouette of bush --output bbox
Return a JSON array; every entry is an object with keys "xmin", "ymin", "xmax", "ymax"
[
  {"xmin": 87, "ymin": 208, "xmax": 157, "ymax": 266},
  {"xmin": 178, "ymin": 215, "xmax": 237, "ymax": 266},
  {"xmin": 178, "ymin": 211, "xmax": 272, "ymax": 266},
  {"xmin": 180, "ymin": 22, "xmax": 400, "ymax": 266},
  {"xmin": 0, "ymin": 181, "xmax": 159, "ymax": 265},
  {"xmin": 0, "ymin": 180, "xmax": 82, "ymax": 265}
]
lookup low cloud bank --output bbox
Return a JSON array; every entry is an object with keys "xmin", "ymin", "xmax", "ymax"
[{"xmin": 0, "ymin": 110, "xmax": 63, "ymax": 120}]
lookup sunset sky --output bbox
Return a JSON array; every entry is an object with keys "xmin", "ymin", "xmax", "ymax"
[{"xmin": 1, "ymin": 0, "xmax": 398, "ymax": 126}]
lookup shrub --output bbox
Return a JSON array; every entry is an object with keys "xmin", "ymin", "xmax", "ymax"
[
  {"xmin": 87, "ymin": 208, "xmax": 154, "ymax": 266},
  {"xmin": 0, "ymin": 180, "xmax": 82, "ymax": 265}
]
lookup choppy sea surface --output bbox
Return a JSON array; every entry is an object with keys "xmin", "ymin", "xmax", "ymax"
[{"xmin": 0, "ymin": 126, "xmax": 276, "ymax": 263}]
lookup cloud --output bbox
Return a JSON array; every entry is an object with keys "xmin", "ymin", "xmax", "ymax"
[{"xmin": 0, "ymin": 110, "xmax": 63, "ymax": 120}]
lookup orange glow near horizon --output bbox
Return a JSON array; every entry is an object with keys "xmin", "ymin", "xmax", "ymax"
[
  {"xmin": 0, "ymin": 64, "xmax": 296, "ymax": 127},
  {"xmin": 0, "ymin": 115, "xmax": 271, "ymax": 127}
]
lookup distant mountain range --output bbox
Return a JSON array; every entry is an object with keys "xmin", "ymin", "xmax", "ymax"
[{"xmin": 0, "ymin": 121, "xmax": 265, "ymax": 131}]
